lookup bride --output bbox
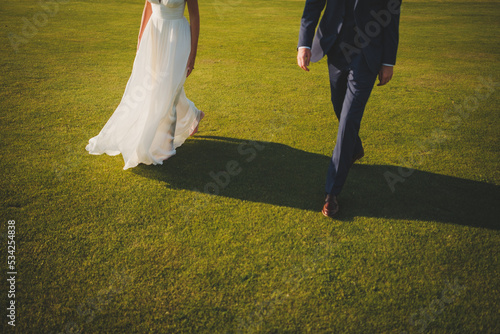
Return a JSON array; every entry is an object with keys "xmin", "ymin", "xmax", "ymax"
[{"xmin": 86, "ymin": 0, "xmax": 204, "ymax": 170}]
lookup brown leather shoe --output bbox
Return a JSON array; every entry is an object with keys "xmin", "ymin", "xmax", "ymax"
[
  {"xmin": 351, "ymin": 147, "xmax": 365, "ymax": 165},
  {"xmin": 322, "ymin": 194, "xmax": 339, "ymax": 217}
]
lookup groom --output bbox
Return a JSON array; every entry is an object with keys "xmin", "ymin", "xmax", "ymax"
[{"xmin": 297, "ymin": 0, "xmax": 401, "ymax": 217}]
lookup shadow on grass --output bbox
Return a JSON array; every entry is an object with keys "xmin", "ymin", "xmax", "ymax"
[{"xmin": 133, "ymin": 136, "xmax": 499, "ymax": 230}]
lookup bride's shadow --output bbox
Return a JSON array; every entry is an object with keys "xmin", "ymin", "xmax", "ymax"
[{"xmin": 132, "ymin": 136, "xmax": 499, "ymax": 230}]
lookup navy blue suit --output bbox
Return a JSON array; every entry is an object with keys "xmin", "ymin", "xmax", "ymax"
[{"xmin": 298, "ymin": 0, "xmax": 401, "ymax": 196}]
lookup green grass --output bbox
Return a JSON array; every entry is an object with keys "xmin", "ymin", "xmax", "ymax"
[{"xmin": 1, "ymin": 0, "xmax": 499, "ymax": 333}]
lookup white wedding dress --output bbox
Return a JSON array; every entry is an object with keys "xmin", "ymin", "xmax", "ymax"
[{"xmin": 86, "ymin": 0, "xmax": 202, "ymax": 170}]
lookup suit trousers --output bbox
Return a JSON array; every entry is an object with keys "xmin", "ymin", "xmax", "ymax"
[{"xmin": 325, "ymin": 50, "xmax": 378, "ymax": 196}]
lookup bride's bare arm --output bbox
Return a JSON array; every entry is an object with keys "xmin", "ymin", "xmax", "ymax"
[
  {"xmin": 186, "ymin": 0, "xmax": 199, "ymax": 77},
  {"xmin": 138, "ymin": 1, "xmax": 152, "ymax": 50}
]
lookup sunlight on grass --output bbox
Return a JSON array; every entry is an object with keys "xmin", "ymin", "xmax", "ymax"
[{"xmin": 0, "ymin": 0, "xmax": 498, "ymax": 333}]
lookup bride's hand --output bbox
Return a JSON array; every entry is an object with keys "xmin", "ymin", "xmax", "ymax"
[{"xmin": 186, "ymin": 52, "xmax": 196, "ymax": 77}]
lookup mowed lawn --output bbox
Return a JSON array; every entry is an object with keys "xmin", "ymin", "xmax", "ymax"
[{"xmin": 0, "ymin": 0, "xmax": 499, "ymax": 333}]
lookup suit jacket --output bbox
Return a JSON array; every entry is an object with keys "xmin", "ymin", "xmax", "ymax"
[{"xmin": 298, "ymin": 0, "xmax": 401, "ymax": 73}]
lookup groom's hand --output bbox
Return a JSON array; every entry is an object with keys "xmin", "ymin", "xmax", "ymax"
[
  {"xmin": 377, "ymin": 65, "xmax": 394, "ymax": 86},
  {"xmin": 297, "ymin": 48, "xmax": 312, "ymax": 72}
]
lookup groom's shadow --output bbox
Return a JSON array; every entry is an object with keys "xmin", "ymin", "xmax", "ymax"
[{"xmin": 133, "ymin": 136, "xmax": 499, "ymax": 230}]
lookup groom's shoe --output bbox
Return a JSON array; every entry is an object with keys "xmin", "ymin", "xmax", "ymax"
[
  {"xmin": 322, "ymin": 194, "xmax": 339, "ymax": 217},
  {"xmin": 351, "ymin": 147, "xmax": 365, "ymax": 165}
]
